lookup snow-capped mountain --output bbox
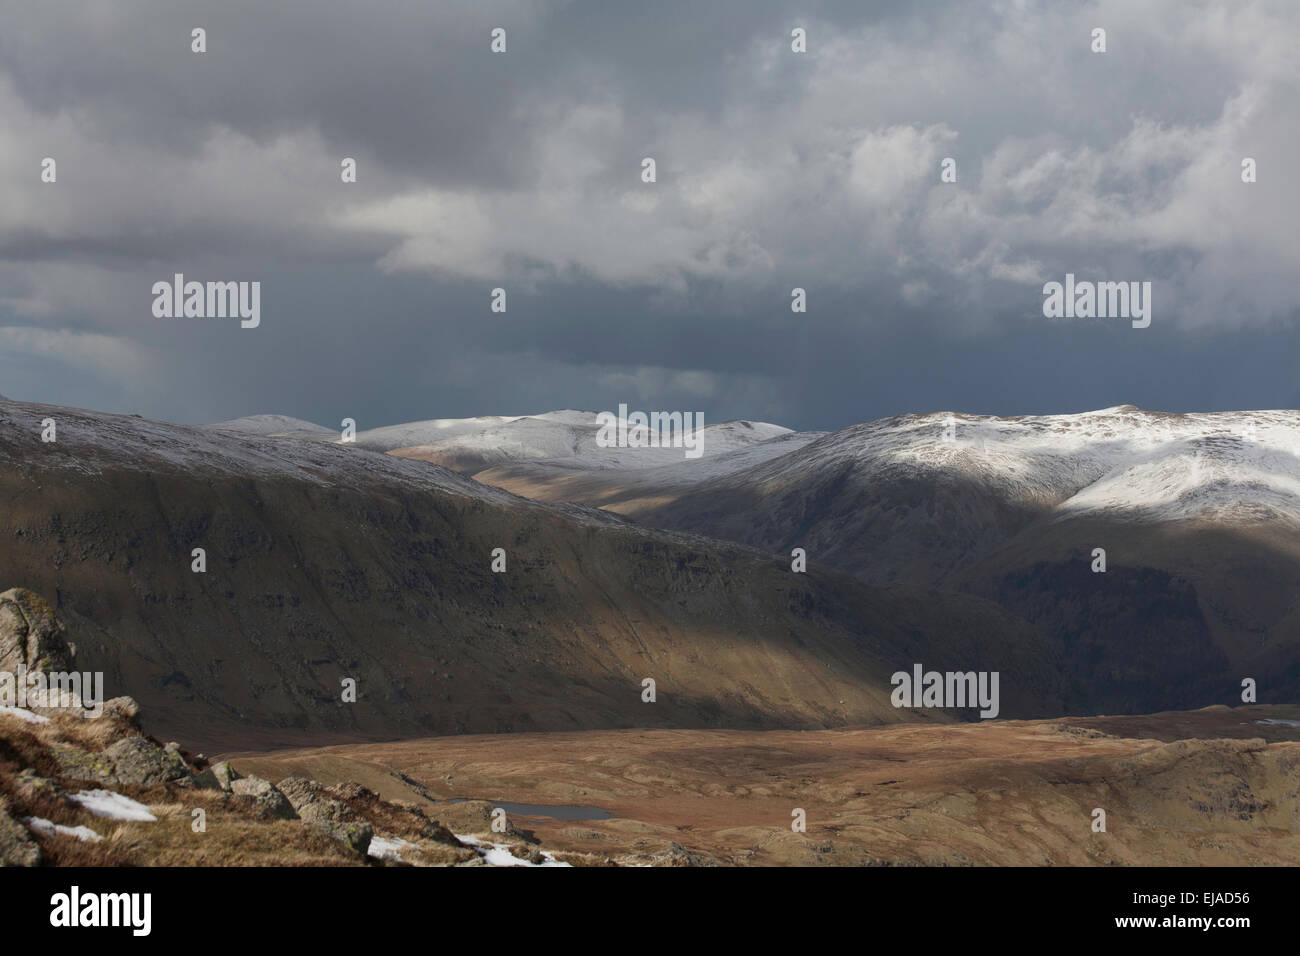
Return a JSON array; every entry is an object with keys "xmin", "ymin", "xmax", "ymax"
[
  {"xmin": 379, "ymin": 410, "xmax": 795, "ymax": 471},
  {"xmin": 203, "ymin": 414, "xmax": 337, "ymax": 439},
  {"xmin": 201, "ymin": 408, "xmax": 801, "ymax": 474},
  {"xmin": 636, "ymin": 406, "xmax": 1300, "ymax": 559},
  {"xmin": 622, "ymin": 405, "xmax": 1300, "ymax": 715},
  {"xmin": 762, "ymin": 405, "xmax": 1300, "ymax": 525}
]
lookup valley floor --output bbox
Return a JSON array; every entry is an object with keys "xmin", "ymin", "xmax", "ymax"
[{"xmin": 225, "ymin": 704, "xmax": 1300, "ymax": 866}]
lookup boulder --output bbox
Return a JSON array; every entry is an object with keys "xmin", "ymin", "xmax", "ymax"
[
  {"xmin": 0, "ymin": 588, "xmax": 75, "ymax": 675},
  {"xmin": 327, "ymin": 781, "xmax": 374, "ymax": 801},
  {"xmin": 103, "ymin": 736, "xmax": 189, "ymax": 786},
  {"xmin": 0, "ymin": 803, "xmax": 40, "ymax": 867},
  {"xmin": 327, "ymin": 819, "xmax": 373, "ymax": 855},
  {"xmin": 230, "ymin": 776, "xmax": 297, "ymax": 820},
  {"xmin": 194, "ymin": 760, "xmax": 241, "ymax": 791},
  {"xmin": 278, "ymin": 776, "xmax": 372, "ymax": 854},
  {"xmin": 277, "ymin": 776, "xmax": 348, "ymax": 820},
  {"xmin": 51, "ymin": 743, "xmax": 117, "ymax": 785}
]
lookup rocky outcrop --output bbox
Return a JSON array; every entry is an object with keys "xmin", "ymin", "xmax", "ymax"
[
  {"xmin": 51, "ymin": 743, "xmax": 117, "ymax": 786},
  {"xmin": 52, "ymin": 736, "xmax": 190, "ymax": 787},
  {"xmin": 0, "ymin": 586, "xmax": 138, "ymax": 719},
  {"xmin": 277, "ymin": 776, "xmax": 371, "ymax": 852},
  {"xmin": 0, "ymin": 588, "xmax": 75, "ymax": 675},
  {"xmin": 230, "ymin": 776, "xmax": 297, "ymax": 821},
  {"xmin": 103, "ymin": 737, "xmax": 190, "ymax": 786}
]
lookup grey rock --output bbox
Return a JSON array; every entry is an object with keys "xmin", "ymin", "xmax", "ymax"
[
  {"xmin": 326, "ymin": 819, "xmax": 373, "ymax": 855},
  {"xmin": 230, "ymin": 776, "xmax": 297, "ymax": 820},
  {"xmin": 278, "ymin": 775, "xmax": 372, "ymax": 854},
  {"xmin": 103, "ymin": 736, "xmax": 188, "ymax": 786},
  {"xmin": 327, "ymin": 781, "xmax": 373, "ymax": 801},
  {"xmin": 277, "ymin": 776, "xmax": 346, "ymax": 819},
  {"xmin": 0, "ymin": 804, "xmax": 40, "ymax": 867},
  {"xmin": 0, "ymin": 588, "xmax": 75, "ymax": 675},
  {"xmin": 193, "ymin": 760, "xmax": 241, "ymax": 792},
  {"xmin": 51, "ymin": 743, "xmax": 117, "ymax": 785}
]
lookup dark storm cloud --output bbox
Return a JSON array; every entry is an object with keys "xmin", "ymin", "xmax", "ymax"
[{"xmin": 0, "ymin": 0, "xmax": 1296, "ymax": 429}]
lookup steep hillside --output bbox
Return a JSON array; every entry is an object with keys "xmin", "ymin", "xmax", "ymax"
[
  {"xmin": 631, "ymin": 406, "xmax": 1300, "ymax": 712},
  {"xmin": 0, "ymin": 398, "xmax": 1062, "ymax": 749}
]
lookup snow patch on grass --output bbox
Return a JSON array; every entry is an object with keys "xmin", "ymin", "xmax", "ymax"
[
  {"xmin": 25, "ymin": 816, "xmax": 103, "ymax": 842},
  {"xmin": 67, "ymin": 789, "xmax": 157, "ymax": 822},
  {"xmin": 455, "ymin": 833, "xmax": 572, "ymax": 867},
  {"xmin": 0, "ymin": 706, "xmax": 51, "ymax": 724}
]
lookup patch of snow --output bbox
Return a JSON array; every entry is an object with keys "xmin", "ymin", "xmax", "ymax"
[
  {"xmin": 25, "ymin": 816, "xmax": 102, "ymax": 842},
  {"xmin": 66, "ymin": 789, "xmax": 157, "ymax": 822},
  {"xmin": 1255, "ymin": 718, "xmax": 1300, "ymax": 727},
  {"xmin": 0, "ymin": 706, "xmax": 51, "ymax": 724},
  {"xmin": 367, "ymin": 835, "xmax": 413, "ymax": 861},
  {"xmin": 454, "ymin": 833, "xmax": 572, "ymax": 867}
]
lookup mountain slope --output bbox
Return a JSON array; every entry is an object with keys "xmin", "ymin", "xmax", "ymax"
[
  {"xmin": 631, "ymin": 406, "xmax": 1300, "ymax": 712},
  {"xmin": 0, "ymin": 398, "xmax": 1063, "ymax": 749},
  {"xmin": 461, "ymin": 429, "xmax": 826, "ymax": 513},
  {"xmin": 386, "ymin": 411, "xmax": 796, "ymax": 473}
]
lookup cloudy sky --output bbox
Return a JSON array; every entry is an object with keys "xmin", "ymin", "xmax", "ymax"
[{"xmin": 0, "ymin": 0, "xmax": 1296, "ymax": 431}]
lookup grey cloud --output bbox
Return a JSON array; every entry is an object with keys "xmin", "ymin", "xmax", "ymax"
[{"xmin": 0, "ymin": 0, "xmax": 1295, "ymax": 428}]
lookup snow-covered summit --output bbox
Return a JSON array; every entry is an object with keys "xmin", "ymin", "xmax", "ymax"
[
  {"xmin": 199, "ymin": 407, "xmax": 795, "ymax": 469},
  {"xmin": 203, "ymin": 414, "xmax": 335, "ymax": 438},
  {"xmin": 373, "ymin": 411, "xmax": 794, "ymax": 469},
  {"xmin": 747, "ymin": 406, "xmax": 1300, "ymax": 524}
]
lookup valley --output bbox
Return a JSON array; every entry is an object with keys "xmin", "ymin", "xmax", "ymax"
[{"xmin": 227, "ymin": 704, "xmax": 1300, "ymax": 866}]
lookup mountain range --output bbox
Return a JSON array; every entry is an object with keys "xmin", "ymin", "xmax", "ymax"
[
  {"xmin": 1, "ymin": 397, "xmax": 1063, "ymax": 749},
  {"xmin": 4, "ymin": 398, "xmax": 1295, "ymax": 747}
]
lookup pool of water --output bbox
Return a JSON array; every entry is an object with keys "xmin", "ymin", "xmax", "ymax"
[{"xmin": 446, "ymin": 798, "xmax": 612, "ymax": 820}]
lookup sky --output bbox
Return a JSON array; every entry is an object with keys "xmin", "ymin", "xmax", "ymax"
[{"xmin": 0, "ymin": 0, "xmax": 1296, "ymax": 432}]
